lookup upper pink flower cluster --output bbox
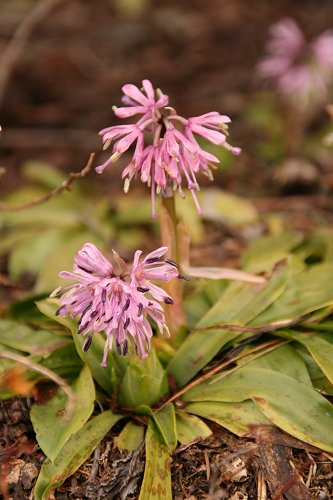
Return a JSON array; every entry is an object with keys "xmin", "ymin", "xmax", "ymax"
[
  {"xmin": 257, "ymin": 18, "xmax": 333, "ymax": 108},
  {"xmin": 96, "ymin": 80, "xmax": 240, "ymax": 218},
  {"xmin": 53, "ymin": 243, "xmax": 182, "ymax": 365}
]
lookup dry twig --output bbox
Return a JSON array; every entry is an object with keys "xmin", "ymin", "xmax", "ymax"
[
  {"xmin": 159, "ymin": 338, "xmax": 288, "ymax": 409},
  {"xmin": 196, "ymin": 315, "xmax": 310, "ymax": 334},
  {"xmin": 0, "ymin": 152, "xmax": 95, "ymax": 211}
]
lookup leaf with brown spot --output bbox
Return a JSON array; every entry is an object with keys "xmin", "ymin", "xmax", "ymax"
[
  {"xmin": 34, "ymin": 410, "xmax": 123, "ymax": 500},
  {"xmin": 139, "ymin": 421, "xmax": 172, "ymax": 500}
]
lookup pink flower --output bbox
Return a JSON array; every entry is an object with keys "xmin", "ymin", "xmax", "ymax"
[
  {"xmin": 96, "ymin": 80, "xmax": 240, "ymax": 218},
  {"xmin": 52, "ymin": 243, "xmax": 180, "ymax": 365},
  {"xmin": 114, "ymin": 80, "xmax": 169, "ymax": 119},
  {"xmin": 257, "ymin": 18, "xmax": 333, "ymax": 109}
]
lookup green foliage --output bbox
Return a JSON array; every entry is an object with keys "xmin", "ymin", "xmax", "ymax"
[
  {"xmin": 251, "ymin": 261, "xmax": 333, "ymax": 325},
  {"xmin": 2, "ymin": 159, "xmax": 333, "ymax": 499},
  {"xmin": 150, "ymin": 404, "xmax": 177, "ymax": 452},
  {"xmin": 115, "ymin": 421, "xmax": 145, "ymax": 451},
  {"xmin": 0, "ymin": 161, "xmax": 172, "ymax": 294},
  {"xmin": 183, "ymin": 366, "xmax": 333, "ymax": 452},
  {"xmin": 139, "ymin": 421, "xmax": 172, "ymax": 500},
  {"xmin": 275, "ymin": 330, "xmax": 333, "ymax": 385},
  {"xmin": 175, "ymin": 410, "xmax": 212, "ymax": 444},
  {"xmin": 34, "ymin": 410, "xmax": 123, "ymax": 500},
  {"xmin": 0, "ymin": 319, "xmax": 68, "ymax": 354},
  {"xmin": 168, "ymin": 256, "xmax": 291, "ymax": 385},
  {"xmin": 244, "ymin": 94, "xmax": 286, "ymax": 162},
  {"xmin": 119, "ymin": 349, "xmax": 168, "ymax": 409},
  {"xmin": 185, "ymin": 400, "xmax": 270, "ymax": 436},
  {"xmin": 0, "ymin": 162, "xmax": 111, "ymax": 291},
  {"xmin": 199, "ymin": 189, "xmax": 259, "ymax": 227},
  {"xmin": 36, "ymin": 299, "xmax": 118, "ymax": 394},
  {"xmin": 30, "ymin": 365, "xmax": 95, "ymax": 462}
]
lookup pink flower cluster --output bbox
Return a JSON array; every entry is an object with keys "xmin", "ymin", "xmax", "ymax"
[
  {"xmin": 257, "ymin": 18, "xmax": 333, "ymax": 108},
  {"xmin": 53, "ymin": 243, "xmax": 183, "ymax": 365},
  {"xmin": 96, "ymin": 80, "xmax": 240, "ymax": 218}
]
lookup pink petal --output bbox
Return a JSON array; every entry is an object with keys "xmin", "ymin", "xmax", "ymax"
[{"xmin": 122, "ymin": 84, "xmax": 149, "ymax": 106}]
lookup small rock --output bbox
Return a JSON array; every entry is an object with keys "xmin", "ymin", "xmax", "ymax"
[
  {"xmin": 21, "ymin": 462, "xmax": 39, "ymax": 489},
  {"xmin": 229, "ymin": 492, "xmax": 248, "ymax": 500},
  {"xmin": 6, "ymin": 459, "xmax": 25, "ymax": 485},
  {"xmin": 273, "ymin": 157, "xmax": 320, "ymax": 194},
  {"xmin": 220, "ymin": 457, "xmax": 248, "ymax": 482}
]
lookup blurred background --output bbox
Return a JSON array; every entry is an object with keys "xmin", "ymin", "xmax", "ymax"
[
  {"xmin": 1, "ymin": 0, "xmax": 333, "ymax": 190},
  {"xmin": 1, "ymin": 0, "xmax": 333, "ymax": 298}
]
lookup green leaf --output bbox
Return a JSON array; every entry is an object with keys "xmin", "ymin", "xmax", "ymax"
[
  {"xmin": 8, "ymin": 229, "xmax": 66, "ymax": 279},
  {"xmin": 183, "ymin": 367, "xmax": 333, "ymax": 452},
  {"xmin": 115, "ymin": 195, "xmax": 152, "ymax": 226},
  {"xmin": 36, "ymin": 298, "xmax": 78, "ymax": 333},
  {"xmin": 22, "ymin": 161, "xmax": 66, "ymax": 189},
  {"xmin": 168, "ymin": 258, "xmax": 290, "ymax": 386},
  {"xmin": 296, "ymin": 346, "xmax": 333, "ymax": 395},
  {"xmin": 239, "ymin": 344, "xmax": 312, "ymax": 386},
  {"xmin": 119, "ymin": 348, "xmax": 168, "ymax": 409},
  {"xmin": 0, "ymin": 228, "xmax": 32, "ymax": 255},
  {"xmin": 35, "ymin": 231, "xmax": 106, "ymax": 293},
  {"xmin": 135, "ymin": 404, "xmax": 177, "ymax": 452},
  {"xmin": 30, "ymin": 365, "xmax": 95, "ymax": 462},
  {"xmin": 276, "ymin": 330, "xmax": 333, "ymax": 384},
  {"xmin": 175, "ymin": 192, "xmax": 203, "ymax": 243},
  {"xmin": 34, "ymin": 410, "xmax": 122, "ymax": 500},
  {"xmin": 294, "ymin": 229, "xmax": 333, "ymax": 262},
  {"xmin": 251, "ymin": 262, "xmax": 333, "ymax": 325},
  {"xmin": 241, "ymin": 232, "xmax": 302, "ymax": 273},
  {"xmin": 175, "ymin": 410, "xmax": 212, "ymax": 444},
  {"xmin": 200, "ymin": 189, "xmax": 258, "ymax": 227},
  {"xmin": 198, "ymin": 258, "xmax": 292, "ymax": 329},
  {"xmin": 115, "ymin": 421, "xmax": 144, "ymax": 451},
  {"xmin": 0, "ymin": 320, "xmax": 68, "ymax": 355},
  {"xmin": 9, "ymin": 294, "xmax": 50, "ymax": 322},
  {"xmin": 139, "ymin": 421, "xmax": 172, "ymax": 500},
  {"xmin": 151, "ymin": 404, "xmax": 177, "ymax": 452},
  {"xmin": 41, "ymin": 343, "xmax": 82, "ymax": 380},
  {"xmin": 185, "ymin": 400, "xmax": 270, "ymax": 437},
  {"xmin": 1, "ymin": 188, "xmax": 82, "ymax": 228}
]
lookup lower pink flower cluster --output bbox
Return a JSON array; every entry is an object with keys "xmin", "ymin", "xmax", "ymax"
[
  {"xmin": 96, "ymin": 79, "xmax": 240, "ymax": 217},
  {"xmin": 52, "ymin": 243, "xmax": 181, "ymax": 365}
]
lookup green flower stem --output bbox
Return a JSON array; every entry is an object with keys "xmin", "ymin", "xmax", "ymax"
[{"xmin": 281, "ymin": 102, "xmax": 307, "ymax": 155}]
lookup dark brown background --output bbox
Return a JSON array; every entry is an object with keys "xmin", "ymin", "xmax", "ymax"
[{"xmin": 1, "ymin": 0, "xmax": 333, "ymax": 190}]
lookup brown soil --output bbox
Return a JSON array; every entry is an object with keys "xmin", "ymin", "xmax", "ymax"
[{"xmin": 1, "ymin": 399, "xmax": 332, "ymax": 500}]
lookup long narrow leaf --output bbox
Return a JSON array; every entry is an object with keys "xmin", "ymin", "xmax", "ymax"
[
  {"xmin": 30, "ymin": 365, "xmax": 95, "ymax": 463},
  {"xmin": 168, "ymin": 258, "xmax": 291, "ymax": 386},
  {"xmin": 139, "ymin": 421, "xmax": 172, "ymax": 500},
  {"xmin": 183, "ymin": 367, "xmax": 333, "ymax": 452},
  {"xmin": 276, "ymin": 330, "xmax": 333, "ymax": 384},
  {"xmin": 185, "ymin": 400, "xmax": 270, "ymax": 436},
  {"xmin": 34, "ymin": 410, "xmax": 122, "ymax": 500}
]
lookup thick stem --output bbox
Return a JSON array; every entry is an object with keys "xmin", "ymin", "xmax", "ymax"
[
  {"xmin": 281, "ymin": 101, "xmax": 308, "ymax": 156},
  {"xmin": 161, "ymin": 195, "xmax": 178, "ymax": 258},
  {"xmin": 160, "ymin": 195, "xmax": 186, "ymax": 341}
]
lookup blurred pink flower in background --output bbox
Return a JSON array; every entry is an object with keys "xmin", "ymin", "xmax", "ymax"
[
  {"xmin": 52, "ymin": 243, "xmax": 180, "ymax": 365},
  {"xmin": 257, "ymin": 18, "xmax": 333, "ymax": 109},
  {"xmin": 96, "ymin": 80, "xmax": 240, "ymax": 218}
]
